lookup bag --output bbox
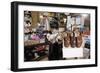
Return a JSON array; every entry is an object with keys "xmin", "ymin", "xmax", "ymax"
[
  {"xmin": 64, "ymin": 36, "xmax": 70, "ymax": 47},
  {"xmin": 76, "ymin": 36, "xmax": 82, "ymax": 48}
]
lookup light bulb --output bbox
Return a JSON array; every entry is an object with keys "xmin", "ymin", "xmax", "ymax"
[{"xmin": 81, "ymin": 14, "xmax": 88, "ymax": 18}]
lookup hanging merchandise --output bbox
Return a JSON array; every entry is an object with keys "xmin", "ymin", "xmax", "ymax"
[
  {"xmin": 45, "ymin": 18, "xmax": 50, "ymax": 30},
  {"xmin": 76, "ymin": 16, "xmax": 81, "ymax": 25},
  {"xmin": 67, "ymin": 16, "xmax": 71, "ymax": 30},
  {"xmin": 40, "ymin": 13, "xmax": 50, "ymax": 31},
  {"xmin": 31, "ymin": 34, "xmax": 40, "ymax": 40},
  {"xmin": 24, "ymin": 35, "xmax": 29, "ymax": 41},
  {"xmin": 71, "ymin": 17, "xmax": 75, "ymax": 25},
  {"xmin": 24, "ymin": 21, "xmax": 31, "ymax": 27}
]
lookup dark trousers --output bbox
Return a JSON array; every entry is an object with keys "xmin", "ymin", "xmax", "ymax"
[{"xmin": 48, "ymin": 42, "xmax": 63, "ymax": 60}]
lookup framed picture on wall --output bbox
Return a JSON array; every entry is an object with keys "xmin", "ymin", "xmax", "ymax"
[{"xmin": 11, "ymin": 1, "xmax": 98, "ymax": 71}]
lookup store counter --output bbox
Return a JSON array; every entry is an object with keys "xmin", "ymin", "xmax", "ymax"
[
  {"xmin": 63, "ymin": 47, "xmax": 83, "ymax": 58},
  {"xmin": 63, "ymin": 37, "xmax": 85, "ymax": 58}
]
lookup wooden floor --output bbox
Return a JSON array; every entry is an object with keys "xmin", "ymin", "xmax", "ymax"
[{"xmin": 40, "ymin": 56, "xmax": 48, "ymax": 61}]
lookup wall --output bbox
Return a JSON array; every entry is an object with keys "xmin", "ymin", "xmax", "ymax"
[{"xmin": 0, "ymin": 0, "xmax": 99, "ymax": 73}]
